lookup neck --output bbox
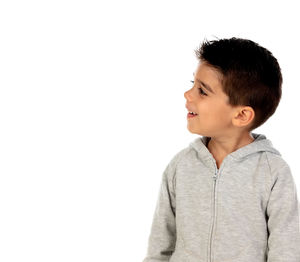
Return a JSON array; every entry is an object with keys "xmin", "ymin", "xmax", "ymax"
[{"xmin": 207, "ymin": 132, "xmax": 254, "ymax": 163}]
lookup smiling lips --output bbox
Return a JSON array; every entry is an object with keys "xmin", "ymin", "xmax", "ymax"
[
  {"xmin": 187, "ymin": 112, "xmax": 198, "ymax": 118},
  {"xmin": 185, "ymin": 104, "xmax": 198, "ymax": 115}
]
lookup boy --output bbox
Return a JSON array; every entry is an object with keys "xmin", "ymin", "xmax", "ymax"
[{"xmin": 142, "ymin": 37, "xmax": 300, "ymax": 262}]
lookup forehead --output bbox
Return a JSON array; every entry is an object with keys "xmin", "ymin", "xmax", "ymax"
[
  {"xmin": 194, "ymin": 62, "xmax": 223, "ymax": 81},
  {"xmin": 193, "ymin": 62, "xmax": 223, "ymax": 92},
  {"xmin": 194, "ymin": 62, "xmax": 230, "ymax": 103}
]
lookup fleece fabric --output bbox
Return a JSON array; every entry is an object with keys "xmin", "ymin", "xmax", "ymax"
[{"xmin": 142, "ymin": 133, "xmax": 300, "ymax": 262}]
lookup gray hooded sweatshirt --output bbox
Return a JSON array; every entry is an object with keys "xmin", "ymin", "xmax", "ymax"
[{"xmin": 143, "ymin": 133, "xmax": 300, "ymax": 262}]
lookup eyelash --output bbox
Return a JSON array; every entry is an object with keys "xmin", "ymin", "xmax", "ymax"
[{"xmin": 190, "ymin": 80, "xmax": 208, "ymax": 96}]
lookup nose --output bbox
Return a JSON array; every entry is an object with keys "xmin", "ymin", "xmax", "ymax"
[{"xmin": 184, "ymin": 88, "xmax": 192, "ymax": 101}]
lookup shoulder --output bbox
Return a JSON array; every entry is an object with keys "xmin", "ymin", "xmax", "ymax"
[
  {"xmin": 265, "ymin": 152, "xmax": 289, "ymax": 169},
  {"xmin": 264, "ymin": 152, "xmax": 294, "ymax": 185},
  {"xmin": 166, "ymin": 146, "xmax": 194, "ymax": 171},
  {"xmin": 163, "ymin": 146, "xmax": 193, "ymax": 183}
]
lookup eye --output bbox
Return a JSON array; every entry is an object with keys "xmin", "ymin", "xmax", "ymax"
[
  {"xmin": 198, "ymin": 87, "xmax": 207, "ymax": 96},
  {"xmin": 190, "ymin": 80, "xmax": 207, "ymax": 96}
]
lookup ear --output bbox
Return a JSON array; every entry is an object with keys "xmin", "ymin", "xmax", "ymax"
[{"xmin": 232, "ymin": 106, "xmax": 255, "ymax": 128}]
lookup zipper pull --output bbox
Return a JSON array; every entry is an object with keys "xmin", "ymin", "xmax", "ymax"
[{"xmin": 213, "ymin": 169, "xmax": 218, "ymax": 180}]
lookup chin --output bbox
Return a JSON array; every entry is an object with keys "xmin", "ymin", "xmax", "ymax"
[
  {"xmin": 194, "ymin": 130, "xmax": 212, "ymax": 138},
  {"xmin": 187, "ymin": 127, "xmax": 204, "ymax": 136}
]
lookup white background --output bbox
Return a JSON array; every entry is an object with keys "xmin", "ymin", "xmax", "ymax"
[{"xmin": 0, "ymin": 0, "xmax": 299, "ymax": 261}]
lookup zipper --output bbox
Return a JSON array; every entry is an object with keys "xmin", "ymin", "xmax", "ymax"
[{"xmin": 209, "ymin": 167, "xmax": 219, "ymax": 262}]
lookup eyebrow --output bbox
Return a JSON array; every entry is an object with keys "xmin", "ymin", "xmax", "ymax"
[{"xmin": 193, "ymin": 72, "xmax": 215, "ymax": 94}]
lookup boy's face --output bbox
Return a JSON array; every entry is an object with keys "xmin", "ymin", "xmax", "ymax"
[{"xmin": 184, "ymin": 62, "xmax": 239, "ymax": 137}]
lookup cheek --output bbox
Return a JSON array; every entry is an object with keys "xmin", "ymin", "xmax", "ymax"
[
  {"xmin": 201, "ymin": 103, "xmax": 231, "ymax": 121},
  {"xmin": 214, "ymin": 106, "xmax": 233, "ymax": 123}
]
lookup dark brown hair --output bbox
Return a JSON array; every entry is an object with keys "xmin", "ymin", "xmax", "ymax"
[{"xmin": 194, "ymin": 37, "xmax": 282, "ymax": 131}]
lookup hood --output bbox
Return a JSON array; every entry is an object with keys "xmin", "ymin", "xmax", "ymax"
[{"xmin": 189, "ymin": 132, "xmax": 281, "ymax": 161}]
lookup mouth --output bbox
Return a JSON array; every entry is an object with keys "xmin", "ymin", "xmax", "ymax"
[
  {"xmin": 187, "ymin": 111, "xmax": 198, "ymax": 118},
  {"xmin": 185, "ymin": 104, "xmax": 198, "ymax": 118}
]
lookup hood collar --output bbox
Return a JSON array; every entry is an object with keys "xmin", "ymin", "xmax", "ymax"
[{"xmin": 189, "ymin": 132, "xmax": 281, "ymax": 161}]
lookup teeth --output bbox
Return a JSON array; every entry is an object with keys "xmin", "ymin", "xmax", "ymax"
[{"xmin": 189, "ymin": 111, "xmax": 197, "ymax": 115}]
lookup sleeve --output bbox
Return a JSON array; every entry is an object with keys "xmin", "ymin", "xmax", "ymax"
[
  {"xmin": 266, "ymin": 163, "xmax": 300, "ymax": 262},
  {"xmin": 142, "ymin": 160, "xmax": 177, "ymax": 262}
]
